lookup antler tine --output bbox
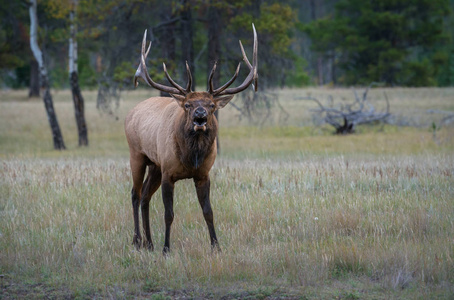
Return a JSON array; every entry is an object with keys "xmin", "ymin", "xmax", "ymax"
[
  {"xmin": 214, "ymin": 23, "xmax": 258, "ymax": 96},
  {"xmin": 239, "ymin": 40, "xmax": 252, "ymax": 69},
  {"xmin": 207, "ymin": 62, "xmax": 217, "ymax": 94},
  {"xmin": 238, "ymin": 39, "xmax": 257, "ymax": 91},
  {"xmin": 144, "ymin": 32, "xmax": 151, "ymax": 57},
  {"xmin": 185, "ymin": 61, "xmax": 193, "ymax": 93},
  {"xmin": 211, "ymin": 63, "xmax": 241, "ymax": 96},
  {"xmin": 163, "ymin": 62, "xmax": 187, "ymax": 95},
  {"xmin": 133, "ymin": 29, "xmax": 184, "ymax": 95},
  {"xmin": 252, "ymin": 23, "xmax": 258, "ymax": 91},
  {"xmin": 134, "ymin": 30, "xmax": 150, "ymax": 88}
]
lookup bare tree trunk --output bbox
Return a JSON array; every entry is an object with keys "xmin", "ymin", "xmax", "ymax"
[
  {"xmin": 159, "ymin": 5, "xmax": 176, "ymax": 97},
  {"xmin": 29, "ymin": 0, "xmax": 66, "ymax": 150},
  {"xmin": 29, "ymin": 59, "xmax": 40, "ymax": 97},
  {"xmin": 317, "ymin": 56, "xmax": 323, "ymax": 85},
  {"xmin": 331, "ymin": 50, "xmax": 337, "ymax": 85},
  {"xmin": 180, "ymin": 0, "xmax": 195, "ymax": 90},
  {"xmin": 207, "ymin": 0, "xmax": 221, "ymax": 153},
  {"xmin": 70, "ymin": 72, "xmax": 88, "ymax": 146},
  {"xmin": 69, "ymin": 0, "xmax": 88, "ymax": 146},
  {"xmin": 310, "ymin": 0, "xmax": 323, "ymax": 86}
]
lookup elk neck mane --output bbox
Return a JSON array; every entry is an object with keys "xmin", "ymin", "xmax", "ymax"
[{"xmin": 174, "ymin": 114, "xmax": 218, "ymax": 169}]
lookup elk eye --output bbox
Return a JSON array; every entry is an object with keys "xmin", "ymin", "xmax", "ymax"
[
  {"xmin": 184, "ymin": 103, "xmax": 191, "ymax": 109},
  {"xmin": 210, "ymin": 103, "xmax": 215, "ymax": 109}
]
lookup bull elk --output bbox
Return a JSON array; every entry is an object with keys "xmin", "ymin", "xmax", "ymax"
[{"xmin": 125, "ymin": 24, "xmax": 258, "ymax": 253}]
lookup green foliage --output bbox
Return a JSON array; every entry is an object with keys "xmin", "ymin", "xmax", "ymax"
[
  {"xmin": 0, "ymin": 0, "xmax": 29, "ymax": 87},
  {"xmin": 229, "ymin": 2, "xmax": 296, "ymax": 56},
  {"xmin": 77, "ymin": 52, "xmax": 97, "ymax": 88},
  {"xmin": 49, "ymin": 65, "xmax": 69, "ymax": 89},
  {"xmin": 4, "ymin": 64, "xmax": 29, "ymax": 89},
  {"xmin": 113, "ymin": 61, "xmax": 136, "ymax": 89},
  {"xmin": 399, "ymin": 59, "xmax": 437, "ymax": 87},
  {"xmin": 0, "ymin": 41, "xmax": 24, "ymax": 70},
  {"xmin": 436, "ymin": 48, "xmax": 454, "ymax": 86},
  {"xmin": 300, "ymin": 16, "xmax": 345, "ymax": 54},
  {"xmin": 304, "ymin": 0, "xmax": 452, "ymax": 86},
  {"xmin": 1, "ymin": 0, "xmax": 451, "ymax": 89},
  {"xmin": 283, "ymin": 56, "xmax": 311, "ymax": 87},
  {"xmin": 229, "ymin": 1, "xmax": 309, "ymax": 87}
]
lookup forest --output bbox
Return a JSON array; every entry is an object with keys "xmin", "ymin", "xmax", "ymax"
[{"xmin": 1, "ymin": 0, "xmax": 453, "ymax": 95}]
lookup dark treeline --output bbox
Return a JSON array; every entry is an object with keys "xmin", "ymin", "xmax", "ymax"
[{"xmin": 1, "ymin": 0, "xmax": 453, "ymax": 94}]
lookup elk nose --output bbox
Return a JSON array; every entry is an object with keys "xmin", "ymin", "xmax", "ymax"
[{"xmin": 194, "ymin": 107, "xmax": 207, "ymax": 118}]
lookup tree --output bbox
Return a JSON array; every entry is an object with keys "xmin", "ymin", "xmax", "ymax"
[
  {"xmin": 29, "ymin": 0, "xmax": 66, "ymax": 150},
  {"xmin": 224, "ymin": 1, "xmax": 298, "ymax": 125},
  {"xmin": 309, "ymin": 0, "xmax": 324, "ymax": 85},
  {"xmin": 80, "ymin": 0, "xmax": 161, "ymax": 116},
  {"xmin": 179, "ymin": 0, "xmax": 196, "ymax": 90},
  {"xmin": 304, "ymin": 0, "xmax": 451, "ymax": 86},
  {"xmin": 154, "ymin": 2, "xmax": 177, "ymax": 97},
  {"xmin": 69, "ymin": 0, "xmax": 88, "ymax": 146},
  {"xmin": 36, "ymin": 0, "xmax": 88, "ymax": 145},
  {"xmin": 0, "ymin": 0, "xmax": 37, "ymax": 94},
  {"xmin": 228, "ymin": 1, "xmax": 299, "ymax": 88},
  {"xmin": 29, "ymin": 59, "xmax": 40, "ymax": 97}
]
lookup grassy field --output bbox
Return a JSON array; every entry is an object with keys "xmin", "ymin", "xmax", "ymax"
[{"xmin": 1, "ymin": 88, "xmax": 453, "ymax": 299}]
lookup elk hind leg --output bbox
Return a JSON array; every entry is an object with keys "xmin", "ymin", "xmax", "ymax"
[{"xmin": 140, "ymin": 163, "xmax": 161, "ymax": 251}]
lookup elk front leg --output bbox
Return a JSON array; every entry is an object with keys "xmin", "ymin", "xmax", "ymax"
[
  {"xmin": 130, "ymin": 153, "xmax": 146, "ymax": 249},
  {"xmin": 161, "ymin": 178, "xmax": 175, "ymax": 255},
  {"xmin": 194, "ymin": 176, "xmax": 220, "ymax": 251}
]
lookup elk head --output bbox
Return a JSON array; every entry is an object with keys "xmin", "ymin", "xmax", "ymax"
[{"xmin": 134, "ymin": 24, "xmax": 258, "ymax": 123}]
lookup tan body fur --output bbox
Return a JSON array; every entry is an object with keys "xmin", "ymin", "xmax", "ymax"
[
  {"xmin": 125, "ymin": 92, "xmax": 222, "ymax": 253},
  {"xmin": 125, "ymin": 96, "xmax": 217, "ymax": 182}
]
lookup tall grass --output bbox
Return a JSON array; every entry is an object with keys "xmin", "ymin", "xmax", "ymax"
[{"xmin": 1, "ymin": 88, "xmax": 453, "ymax": 298}]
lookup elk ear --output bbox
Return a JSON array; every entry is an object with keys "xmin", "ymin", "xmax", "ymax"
[
  {"xmin": 214, "ymin": 95, "xmax": 235, "ymax": 109},
  {"xmin": 170, "ymin": 94, "xmax": 186, "ymax": 107}
]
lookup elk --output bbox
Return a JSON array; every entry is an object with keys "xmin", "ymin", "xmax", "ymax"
[{"xmin": 125, "ymin": 24, "xmax": 258, "ymax": 253}]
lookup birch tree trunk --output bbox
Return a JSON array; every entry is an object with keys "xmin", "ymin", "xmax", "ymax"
[
  {"xmin": 29, "ymin": 0, "xmax": 66, "ymax": 150},
  {"xmin": 29, "ymin": 59, "xmax": 40, "ymax": 97},
  {"xmin": 69, "ymin": 0, "xmax": 88, "ymax": 146}
]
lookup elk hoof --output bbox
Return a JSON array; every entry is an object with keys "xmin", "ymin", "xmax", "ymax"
[
  {"xmin": 143, "ymin": 240, "xmax": 154, "ymax": 251},
  {"xmin": 133, "ymin": 235, "xmax": 142, "ymax": 249},
  {"xmin": 211, "ymin": 243, "xmax": 221, "ymax": 254},
  {"xmin": 162, "ymin": 246, "xmax": 170, "ymax": 256}
]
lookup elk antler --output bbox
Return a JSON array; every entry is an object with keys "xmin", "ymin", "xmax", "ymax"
[
  {"xmin": 134, "ymin": 30, "xmax": 192, "ymax": 95},
  {"xmin": 208, "ymin": 23, "xmax": 258, "ymax": 96}
]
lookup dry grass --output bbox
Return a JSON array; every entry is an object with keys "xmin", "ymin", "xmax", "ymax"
[{"xmin": 0, "ymin": 88, "xmax": 453, "ymax": 299}]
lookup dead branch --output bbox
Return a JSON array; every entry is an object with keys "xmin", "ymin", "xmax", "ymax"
[
  {"xmin": 96, "ymin": 77, "xmax": 121, "ymax": 120},
  {"xmin": 427, "ymin": 109, "xmax": 454, "ymax": 126},
  {"xmin": 296, "ymin": 83, "xmax": 391, "ymax": 134},
  {"xmin": 231, "ymin": 89, "xmax": 289, "ymax": 126}
]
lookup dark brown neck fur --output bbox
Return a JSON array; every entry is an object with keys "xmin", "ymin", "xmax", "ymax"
[{"xmin": 175, "ymin": 115, "xmax": 217, "ymax": 170}]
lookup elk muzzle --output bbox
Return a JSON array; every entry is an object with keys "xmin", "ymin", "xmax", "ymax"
[{"xmin": 193, "ymin": 107, "xmax": 208, "ymax": 131}]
